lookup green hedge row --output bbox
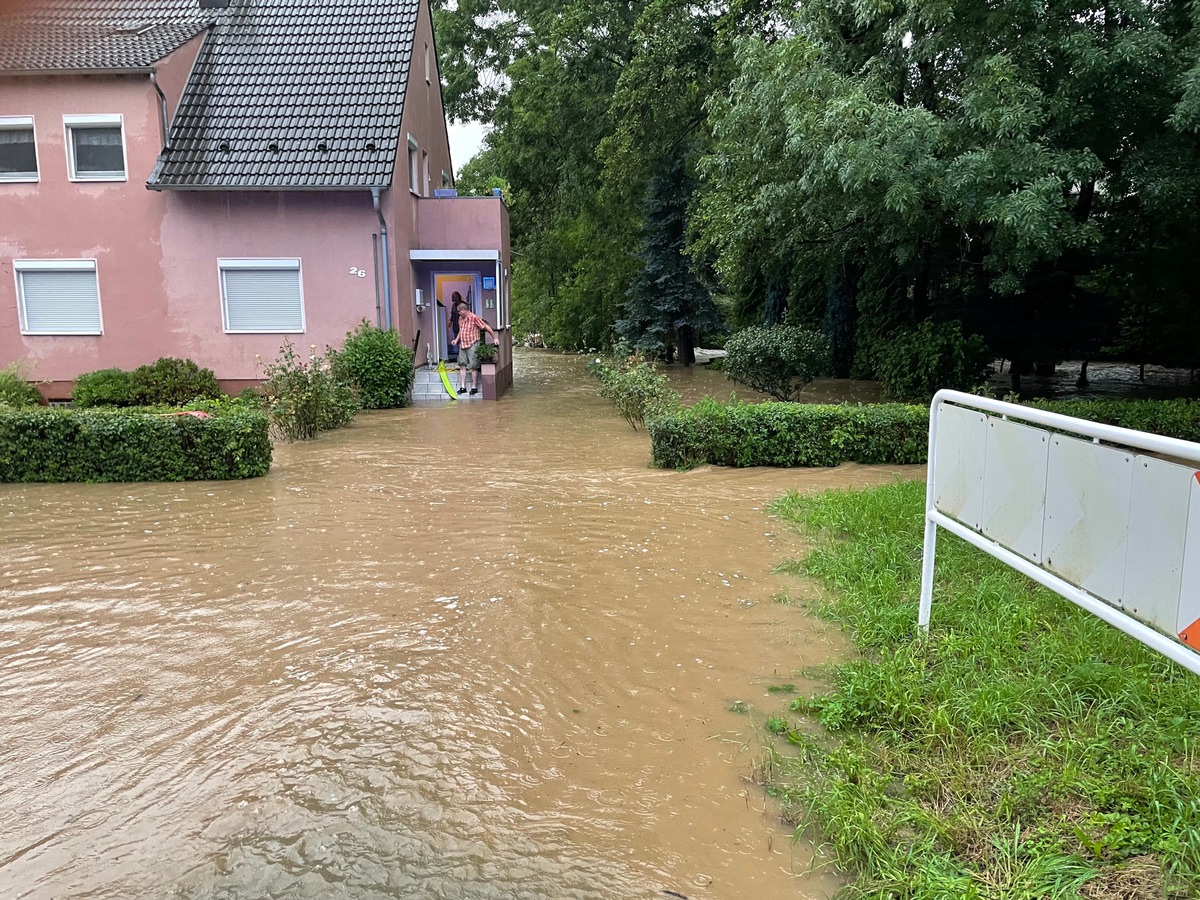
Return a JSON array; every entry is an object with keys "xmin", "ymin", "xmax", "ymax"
[
  {"xmin": 649, "ymin": 397, "xmax": 1200, "ymax": 469},
  {"xmin": 0, "ymin": 407, "xmax": 272, "ymax": 482},
  {"xmin": 649, "ymin": 399, "xmax": 929, "ymax": 469}
]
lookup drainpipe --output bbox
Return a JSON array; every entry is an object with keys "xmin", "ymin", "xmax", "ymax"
[
  {"xmin": 149, "ymin": 71, "xmax": 169, "ymax": 150},
  {"xmin": 371, "ymin": 233, "xmax": 382, "ymax": 328},
  {"xmin": 371, "ymin": 187, "xmax": 393, "ymax": 331}
]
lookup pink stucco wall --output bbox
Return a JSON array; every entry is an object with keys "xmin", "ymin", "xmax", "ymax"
[
  {"xmin": 0, "ymin": 73, "xmax": 171, "ymax": 388},
  {"xmin": 0, "ymin": 72, "xmax": 390, "ymax": 389},
  {"xmin": 0, "ymin": 1, "xmax": 509, "ymax": 398},
  {"xmin": 416, "ymin": 197, "xmax": 508, "ymax": 252},
  {"xmin": 154, "ymin": 29, "xmax": 207, "ymax": 126}
]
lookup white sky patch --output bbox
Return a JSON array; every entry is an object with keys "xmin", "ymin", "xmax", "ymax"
[{"xmin": 447, "ymin": 120, "xmax": 490, "ymax": 177}]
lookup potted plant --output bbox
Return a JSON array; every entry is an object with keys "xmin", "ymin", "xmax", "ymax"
[{"xmin": 476, "ymin": 341, "xmax": 498, "ymax": 365}]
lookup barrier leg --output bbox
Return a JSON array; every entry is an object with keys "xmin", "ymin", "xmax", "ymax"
[{"xmin": 918, "ymin": 517, "xmax": 937, "ymax": 631}]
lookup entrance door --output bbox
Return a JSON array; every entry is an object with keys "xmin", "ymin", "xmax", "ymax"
[{"xmin": 434, "ymin": 272, "xmax": 481, "ymax": 360}]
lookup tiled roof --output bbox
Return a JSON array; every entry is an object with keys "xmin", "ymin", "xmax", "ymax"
[
  {"xmin": 149, "ymin": 0, "xmax": 420, "ymax": 190},
  {"xmin": 0, "ymin": 2, "xmax": 213, "ymax": 71}
]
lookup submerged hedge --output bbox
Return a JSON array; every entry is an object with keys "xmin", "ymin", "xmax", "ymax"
[
  {"xmin": 649, "ymin": 397, "xmax": 1200, "ymax": 469},
  {"xmin": 0, "ymin": 407, "xmax": 272, "ymax": 482}
]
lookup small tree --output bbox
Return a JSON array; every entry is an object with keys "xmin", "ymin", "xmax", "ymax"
[
  {"xmin": 329, "ymin": 320, "xmax": 415, "ymax": 409},
  {"xmin": 723, "ymin": 326, "xmax": 831, "ymax": 401}
]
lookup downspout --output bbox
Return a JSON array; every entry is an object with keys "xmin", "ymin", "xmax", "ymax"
[
  {"xmin": 149, "ymin": 71, "xmax": 169, "ymax": 150},
  {"xmin": 371, "ymin": 187, "xmax": 393, "ymax": 331}
]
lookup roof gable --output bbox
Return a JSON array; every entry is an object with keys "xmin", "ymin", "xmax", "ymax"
[{"xmin": 149, "ymin": 0, "xmax": 421, "ymax": 190}]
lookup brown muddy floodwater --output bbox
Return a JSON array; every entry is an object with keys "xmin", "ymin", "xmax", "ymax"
[{"xmin": 0, "ymin": 352, "xmax": 917, "ymax": 900}]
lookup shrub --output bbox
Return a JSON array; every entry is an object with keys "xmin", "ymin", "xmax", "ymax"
[
  {"xmin": 261, "ymin": 341, "xmax": 360, "ymax": 441},
  {"xmin": 649, "ymin": 396, "xmax": 1200, "ymax": 470},
  {"xmin": 590, "ymin": 354, "xmax": 680, "ymax": 430},
  {"xmin": 329, "ymin": 320, "xmax": 415, "ymax": 409},
  {"xmin": 0, "ymin": 362, "xmax": 43, "ymax": 408},
  {"xmin": 129, "ymin": 357, "xmax": 222, "ymax": 407},
  {"xmin": 650, "ymin": 398, "xmax": 928, "ymax": 469},
  {"xmin": 0, "ymin": 407, "xmax": 271, "ymax": 482},
  {"xmin": 723, "ymin": 325, "xmax": 832, "ymax": 401},
  {"xmin": 72, "ymin": 368, "xmax": 135, "ymax": 408},
  {"xmin": 875, "ymin": 320, "xmax": 991, "ymax": 402}
]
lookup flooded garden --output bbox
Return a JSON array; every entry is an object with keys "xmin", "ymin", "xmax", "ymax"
[{"xmin": 0, "ymin": 351, "xmax": 917, "ymax": 899}]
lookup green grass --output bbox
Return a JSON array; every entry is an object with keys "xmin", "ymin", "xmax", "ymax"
[{"xmin": 763, "ymin": 480, "xmax": 1200, "ymax": 900}]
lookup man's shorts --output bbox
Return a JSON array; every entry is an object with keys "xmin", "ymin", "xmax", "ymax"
[{"xmin": 457, "ymin": 340, "xmax": 480, "ymax": 370}]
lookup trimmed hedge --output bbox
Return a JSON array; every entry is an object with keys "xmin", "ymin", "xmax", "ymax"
[
  {"xmin": 0, "ymin": 407, "xmax": 272, "ymax": 482},
  {"xmin": 650, "ymin": 399, "xmax": 928, "ymax": 469},
  {"xmin": 649, "ymin": 397, "xmax": 1200, "ymax": 469}
]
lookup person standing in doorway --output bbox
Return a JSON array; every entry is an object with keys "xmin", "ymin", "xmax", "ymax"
[{"xmin": 450, "ymin": 293, "xmax": 498, "ymax": 395}]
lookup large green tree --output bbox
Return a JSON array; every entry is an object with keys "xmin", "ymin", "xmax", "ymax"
[{"xmin": 697, "ymin": 0, "xmax": 1200, "ymax": 384}]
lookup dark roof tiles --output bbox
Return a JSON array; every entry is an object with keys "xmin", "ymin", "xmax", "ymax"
[
  {"xmin": 0, "ymin": 1, "xmax": 213, "ymax": 70},
  {"xmin": 0, "ymin": 0, "xmax": 423, "ymax": 190},
  {"xmin": 150, "ymin": 0, "xmax": 420, "ymax": 188}
]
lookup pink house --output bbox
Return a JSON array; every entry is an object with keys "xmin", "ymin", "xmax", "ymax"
[{"xmin": 0, "ymin": 0, "xmax": 512, "ymax": 401}]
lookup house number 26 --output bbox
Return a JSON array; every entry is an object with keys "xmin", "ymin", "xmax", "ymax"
[{"xmin": 348, "ymin": 267, "xmax": 367, "ymax": 278}]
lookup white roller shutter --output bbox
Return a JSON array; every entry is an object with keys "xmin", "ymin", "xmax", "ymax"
[
  {"xmin": 221, "ymin": 261, "xmax": 303, "ymax": 332},
  {"xmin": 16, "ymin": 262, "xmax": 102, "ymax": 335}
]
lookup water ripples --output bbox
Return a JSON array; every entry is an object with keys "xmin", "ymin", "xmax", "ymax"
[{"xmin": 0, "ymin": 352, "xmax": 914, "ymax": 898}]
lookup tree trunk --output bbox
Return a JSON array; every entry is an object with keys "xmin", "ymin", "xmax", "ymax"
[
  {"xmin": 1076, "ymin": 360, "xmax": 1089, "ymax": 387},
  {"xmin": 678, "ymin": 325, "xmax": 695, "ymax": 367}
]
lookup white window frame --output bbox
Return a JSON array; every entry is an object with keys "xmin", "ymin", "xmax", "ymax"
[
  {"xmin": 14, "ymin": 259, "xmax": 103, "ymax": 335},
  {"xmin": 424, "ymin": 42, "xmax": 431, "ymax": 83},
  {"xmin": 0, "ymin": 116, "xmax": 39, "ymax": 183},
  {"xmin": 218, "ymin": 258, "xmax": 305, "ymax": 334},
  {"xmin": 422, "ymin": 150, "xmax": 430, "ymax": 197},
  {"xmin": 408, "ymin": 134, "xmax": 419, "ymax": 195},
  {"xmin": 63, "ymin": 113, "xmax": 127, "ymax": 182}
]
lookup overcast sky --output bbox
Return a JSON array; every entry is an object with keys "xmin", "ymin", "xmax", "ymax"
[{"xmin": 447, "ymin": 120, "xmax": 489, "ymax": 178}]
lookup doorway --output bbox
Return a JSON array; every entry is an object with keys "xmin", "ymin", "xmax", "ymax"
[{"xmin": 434, "ymin": 272, "xmax": 481, "ymax": 361}]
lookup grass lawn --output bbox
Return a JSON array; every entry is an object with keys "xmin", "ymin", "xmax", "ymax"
[{"xmin": 764, "ymin": 480, "xmax": 1200, "ymax": 900}]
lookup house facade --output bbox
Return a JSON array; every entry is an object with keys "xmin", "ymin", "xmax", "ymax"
[{"xmin": 0, "ymin": 0, "xmax": 511, "ymax": 401}]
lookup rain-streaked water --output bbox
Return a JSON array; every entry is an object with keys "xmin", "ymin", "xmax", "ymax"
[{"xmin": 0, "ymin": 352, "xmax": 918, "ymax": 899}]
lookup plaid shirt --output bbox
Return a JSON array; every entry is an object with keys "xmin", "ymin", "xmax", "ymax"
[{"xmin": 455, "ymin": 310, "xmax": 487, "ymax": 347}]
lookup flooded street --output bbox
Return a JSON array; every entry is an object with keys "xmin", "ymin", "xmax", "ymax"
[{"xmin": 0, "ymin": 352, "xmax": 918, "ymax": 899}]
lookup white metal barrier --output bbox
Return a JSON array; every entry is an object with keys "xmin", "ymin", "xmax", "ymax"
[{"xmin": 920, "ymin": 389, "xmax": 1200, "ymax": 676}]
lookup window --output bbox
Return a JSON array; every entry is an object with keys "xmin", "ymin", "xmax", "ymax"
[
  {"xmin": 219, "ymin": 259, "xmax": 304, "ymax": 333},
  {"xmin": 15, "ymin": 260, "xmax": 102, "ymax": 335},
  {"xmin": 64, "ymin": 114, "xmax": 126, "ymax": 181},
  {"xmin": 0, "ymin": 116, "xmax": 38, "ymax": 181},
  {"xmin": 422, "ymin": 150, "xmax": 429, "ymax": 197},
  {"xmin": 424, "ymin": 42, "xmax": 431, "ymax": 83},
  {"xmin": 441, "ymin": 170, "xmax": 451, "ymax": 189},
  {"xmin": 407, "ymin": 134, "xmax": 419, "ymax": 194}
]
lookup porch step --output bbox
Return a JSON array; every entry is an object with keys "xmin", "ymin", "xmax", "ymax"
[{"xmin": 411, "ymin": 367, "xmax": 480, "ymax": 402}]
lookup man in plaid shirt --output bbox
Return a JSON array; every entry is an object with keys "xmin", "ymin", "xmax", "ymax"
[{"xmin": 450, "ymin": 294, "xmax": 499, "ymax": 395}]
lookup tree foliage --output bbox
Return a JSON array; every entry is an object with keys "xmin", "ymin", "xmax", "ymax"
[
  {"xmin": 434, "ymin": 0, "xmax": 1200, "ymax": 376},
  {"xmin": 696, "ymin": 0, "xmax": 1200, "ymax": 384}
]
